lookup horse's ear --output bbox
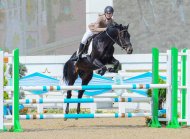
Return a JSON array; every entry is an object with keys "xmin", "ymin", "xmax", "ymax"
[
  {"xmin": 119, "ymin": 24, "xmax": 123, "ymax": 30},
  {"xmin": 126, "ymin": 24, "xmax": 129, "ymax": 30}
]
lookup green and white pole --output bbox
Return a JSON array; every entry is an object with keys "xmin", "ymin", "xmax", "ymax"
[
  {"xmin": 186, "ymin": 50, "xmax": 190, "ymax": 126},
  {"xmin": 181, "ymin": 48, "xmax": 187, "ymax": 125},
  {"xmin": 11, "ymin": 48, "xmax": 23, "ymax": 132},
  {"xmin": 167, "ymin": 47, "xmax": 180, "ymax": 128},
  {"xmin": 150, "ymin": 48, "xmax": 161, "ymax": 128}
]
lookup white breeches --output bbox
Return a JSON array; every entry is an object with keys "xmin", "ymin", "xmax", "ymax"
[{"xmin": 81, "ymin": 30, "xmax": 94, "ymax": 45}]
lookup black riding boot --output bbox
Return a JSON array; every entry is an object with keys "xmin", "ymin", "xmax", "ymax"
[
  {"xmin": 71, "ymin": 43, "xmax": 85, "ymax": 61},
  {"xmin": 78, "ymin": 43, "xmax": 85, "ymax": 60}
]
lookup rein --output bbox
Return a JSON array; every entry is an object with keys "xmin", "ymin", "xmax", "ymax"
[{"xmin": 105, "ymin": 29, "xmax": 127, "ymax": 50}]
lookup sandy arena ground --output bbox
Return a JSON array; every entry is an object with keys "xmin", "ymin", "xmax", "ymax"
[{"xmin": 1, "ymin": 118, "xmax": 190, "ymax": 139}]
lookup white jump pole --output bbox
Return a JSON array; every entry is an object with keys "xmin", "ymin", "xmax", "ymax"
[
  {"xmin": 4, "ymin": 84, "xmax": 170, "ymax": 92},
  {"xmin": 0, "ymin": 50, "xmax": 4, "ymax": 131},
  {"xmin": 4, "ymin": 113, "xmax": 152, "ymax": 120},
  {"xmin": 4, "ymin": 97, "xmax": 151, "ymax": 104},
  {"xmin": 166, "ymin": 50, "xmax": 172, "ymax": 122}
]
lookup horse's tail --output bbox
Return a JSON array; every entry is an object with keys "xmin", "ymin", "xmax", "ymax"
[
  {"xmin": 63, "ymin": 53, "xmax": 76, "ymax": 84},
  {"xmin": 63, "ymin": 60, "xmax": 69, "ymax": 84}
]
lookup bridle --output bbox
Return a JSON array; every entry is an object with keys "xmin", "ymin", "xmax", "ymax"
[{"xmin": 106, "ymin": 29, "xmax": 128, "ymax": 50}]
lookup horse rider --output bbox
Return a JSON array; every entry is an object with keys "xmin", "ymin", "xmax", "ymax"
[{"xmin": 75, "ymin": 6, "xmax": 115, "ymax": 60}]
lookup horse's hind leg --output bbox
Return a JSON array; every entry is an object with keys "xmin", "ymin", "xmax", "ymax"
[
  {"xmin": 65, "ymin": 77, "xmax": 78, "ymax": 114},
  {"xmin": 65, "ymin": 90, "xmax": 71, "ymax": 114},
  {"xmin": 77, "ymin": 71, "xmax": 93, "ymax": 114}
]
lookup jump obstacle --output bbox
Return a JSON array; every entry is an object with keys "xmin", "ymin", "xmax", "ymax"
[{"xmin": 0, "ymin": 47, "xmax": 190, "ymax": 132}]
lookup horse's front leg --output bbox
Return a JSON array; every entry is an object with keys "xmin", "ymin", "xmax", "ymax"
[
  {"xmin": 77, "ymin": 90, "xmax": 84, "ymax": 114},
  {"xmin": 108, "ymin": 57, "xmax": 120, "ymax": 72},
  {"xmin": 93, "ymin": 59, "xmax": 107, "ymax": 76}
]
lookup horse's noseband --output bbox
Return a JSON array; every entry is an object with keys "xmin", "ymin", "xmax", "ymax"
[{"xmin": 118, "ymin": 29, "xmax": 127, "ymax": 49}]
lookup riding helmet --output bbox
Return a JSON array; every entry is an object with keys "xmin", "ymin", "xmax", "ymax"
[{"xmin": 104, "ymin": 6, "xmax": 114, "ymax": 14}]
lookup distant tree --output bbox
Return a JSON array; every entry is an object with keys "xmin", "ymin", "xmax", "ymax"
[
  {"xmin": 8, "ymin": 63, "xmax": 27, "ymax": 99},
  {"xmin": 9, "ymin": 63, "xmax": 27, "ymax": 78},
  {"xmin": 3, "ymin": 64, "xmax": 9, "ymax": 99},
  {"xmin": 147, "ymin": 77, "xmax": 166, "ymax": 109}
]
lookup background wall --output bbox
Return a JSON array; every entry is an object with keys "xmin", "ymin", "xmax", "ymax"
[
  {"xmin": 113, "ymin": 0, "xmax": 190, "ymax": 54},
  {"xmin": 0, "ymin": 0, "xmax": 190, "ymax": 55},
  {"xmin": 0, "ymin": 0, "xmax": 86, "ymax": 55}
]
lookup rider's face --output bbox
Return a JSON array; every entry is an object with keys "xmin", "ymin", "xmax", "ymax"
[{"xmin": 105, "ymin": 13, "xmax": 113, "ymax": 19}]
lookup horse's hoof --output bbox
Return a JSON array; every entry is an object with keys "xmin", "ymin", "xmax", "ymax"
[
  {"xmin": 108, "ymin": 68, "xmax": 115, "ymax": 72},
  {"xmin": 64, "ymin": 118, "xmax": 68, "ymax": 121},
  {"xmin": 100, "ymin": 71, "xmax": 106, "ymax": 76},
  {"xmin": 97, "ymin": 70, "xmax": 102, "ymax": 74}
]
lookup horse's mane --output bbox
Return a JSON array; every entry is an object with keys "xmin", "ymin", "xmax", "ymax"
[
  {"xmin": 107, "ymin": 22, "xmax": 119, "ymax": 28},
  {"xmin": 108, "ymin": 22, "xmax": 129, "ymax": 31}
]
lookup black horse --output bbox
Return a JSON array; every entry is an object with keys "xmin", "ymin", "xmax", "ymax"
[{"xmin": 63, "ymin": 23, "xmax": 133, "ymax": 115}]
